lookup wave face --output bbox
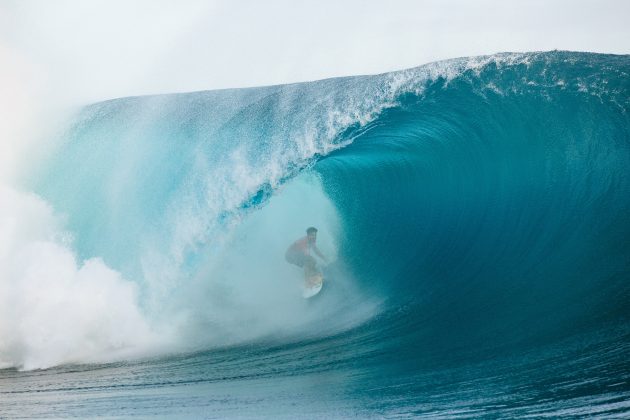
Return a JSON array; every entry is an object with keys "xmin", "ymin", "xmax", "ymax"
[{"xmin": 2, "ymin": 51, "xmax": 630, "ymax": 417}]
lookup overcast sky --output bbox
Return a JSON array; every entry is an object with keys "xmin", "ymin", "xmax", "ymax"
[{"xmin": 2, "ymin": 0, "xmax": 630, "ymax": 104}]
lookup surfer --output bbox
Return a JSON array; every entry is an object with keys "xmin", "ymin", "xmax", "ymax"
[{"xmin": 285, "ymin": 227, "xmax": 328, "ymax": 277}]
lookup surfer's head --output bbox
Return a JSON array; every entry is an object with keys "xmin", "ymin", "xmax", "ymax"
[{"xmin": 306, "ymin": 227, "xmax": 318, "ymax": 242}]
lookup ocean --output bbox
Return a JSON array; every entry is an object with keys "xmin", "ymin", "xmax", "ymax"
[{"xmin": 1, "ymin": 51, "xmax": 629, "ymax": 418}]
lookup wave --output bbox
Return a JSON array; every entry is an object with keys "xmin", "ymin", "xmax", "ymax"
[{"xmin": 3, "ymin": 51, "xmax": 629, "ymax": 375}]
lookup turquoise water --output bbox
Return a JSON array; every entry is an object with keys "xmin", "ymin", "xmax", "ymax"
[{"xmin": 1, "ymin": 51, "xmax": 629, "ymax": 417}]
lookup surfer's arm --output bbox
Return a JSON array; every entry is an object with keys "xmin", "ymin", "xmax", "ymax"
[{"xmin": 312, "ymin": 246, "xmax": 328, "ymax": 262}]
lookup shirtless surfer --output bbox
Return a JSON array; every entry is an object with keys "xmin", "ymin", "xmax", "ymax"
[{"xmin": 285, "ymin": 227, "xmax": 328, "ymax": 277}]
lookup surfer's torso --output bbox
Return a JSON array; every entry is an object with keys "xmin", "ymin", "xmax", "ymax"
[{"xmin": 287, "ymin": 236, "xmax": 312, "ymax": 256}]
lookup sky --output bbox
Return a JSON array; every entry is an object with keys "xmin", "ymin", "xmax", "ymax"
[{"xmin": 2, "ymin": 0, "xmax": 629, "ymax": 104}]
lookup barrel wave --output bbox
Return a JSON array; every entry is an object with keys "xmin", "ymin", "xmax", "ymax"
[{"xmin": 2, "ymin": 51, "xmax": 629, "ymax": 417}]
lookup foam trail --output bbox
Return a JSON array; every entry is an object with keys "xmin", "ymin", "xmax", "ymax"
[{"xmin": 0, "ymin": 186, "xmax": 163, "ymax": 370}]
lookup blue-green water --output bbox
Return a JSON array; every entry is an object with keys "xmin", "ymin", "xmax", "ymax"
[{"xmin": 1, "ymin": 51, "xmax": 629, "ymax": 417}]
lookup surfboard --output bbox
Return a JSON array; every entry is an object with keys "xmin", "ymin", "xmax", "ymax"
[{"xmin": 302, "ymin": 273, "xmax": 324, "ymax": 299}]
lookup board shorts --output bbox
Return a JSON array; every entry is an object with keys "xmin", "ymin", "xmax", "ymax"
[{"xmin": 285, "ymin": 250, "xmax": 317, "ymax": 273}]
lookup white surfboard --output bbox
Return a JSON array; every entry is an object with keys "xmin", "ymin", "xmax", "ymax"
[{"xmin": 302, "ymin": 273, "xmax": 324, "ymax": 299}]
